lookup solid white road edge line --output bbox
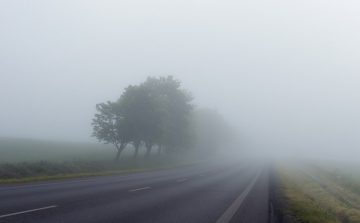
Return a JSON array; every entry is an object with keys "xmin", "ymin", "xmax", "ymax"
[
  {"xmin": 176, "ymin": 179, "xmax": 187, "ymax": 182},
  {"xmin": 0, "ymin": 205, "xmax": 58, "ymax": 218},
  {"xmin": 129, "ymin": 187, "xmax": 151, "ymax": 192},
  {"xmin": 215, "ymin": 166, "xmax": 263, "ymax": 223}
]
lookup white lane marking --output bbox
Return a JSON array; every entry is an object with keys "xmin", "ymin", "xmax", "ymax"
[
  {"xmin": 216, "ymin": 166, "xmax": 263, "ymax": 223},
  {"xmin": 129, "ymin": 187, "xmax": 151, "ymax": 192},
  {"xmin": 176, "ymin": 179, "xmax": 187, "ymax": 182},
  {"xmin": 199, "ymin": 174, "xmax": 205, "ymax": 177},
  {"xmin": 0, "ymin": 205, "xmax": 58, "ymax": 218}
]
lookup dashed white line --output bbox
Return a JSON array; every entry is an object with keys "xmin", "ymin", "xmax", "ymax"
[
  {"xmin": 176, "ymin": 179, "xmax": 187, "ymax": 182},
  {"xmin": 0, "ymin": 205, "xmax": 58, "ymax": 218},
  {"xmin": 199, "ymin": 174, "xmax": 205, "ymax": 177},
  {"xmin": 129, "ymin": 187, "xmax": 151, "ymax": 192}
]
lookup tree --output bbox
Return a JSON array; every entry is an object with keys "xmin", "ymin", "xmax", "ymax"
[
  {"xmin": 142, "ymin": 76, "xmax": 196, "ymax": 155},
  {"xmin": 118, "ymin": 83, "xmax": 169, "ymax": 159},
  {"xmin": 117, "ymin": 85, "xmax": 145, "ymax": 159},
  {"xmin": 192, "ymin": 108, "xmax": 235, "ymax": 157},
  {"xmin": 91, "ymin": 101, "xmax": 131, "ymax": 161}
]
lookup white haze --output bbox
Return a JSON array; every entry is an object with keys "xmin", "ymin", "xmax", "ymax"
[{"xmin": 1, "ymin": 0, "xmax": 359, "ymax": 160}]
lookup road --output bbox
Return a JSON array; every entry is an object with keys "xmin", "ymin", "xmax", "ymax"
[{"xmin": 0, "ymin": 160, "xmax": 269, "ymax": 223}]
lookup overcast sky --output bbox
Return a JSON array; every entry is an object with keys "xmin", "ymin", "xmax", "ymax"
[{"xmin": 1, "ymin": 0, "xmax": 359, "ymax": 158}]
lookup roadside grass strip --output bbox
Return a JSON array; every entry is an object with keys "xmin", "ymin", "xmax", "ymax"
[
  {"xmin": 275, "ymin": 163, "xmax": 360, "ymax": 223},
  {"xmin": 304, "ymin": 162, "xmax": 360, "ymax": 208},
  {"xmin": 297, "ymin": 166, "xmax": 360, "ymax": 209},
  {"xmin": 0, "ymin": 160, "xmax": 205, "ymax": 184}
]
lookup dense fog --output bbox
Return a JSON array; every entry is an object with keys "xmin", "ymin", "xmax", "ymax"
[{"xmin": 1, "ymin": 1, "xmax": 359, "ymax": 160}]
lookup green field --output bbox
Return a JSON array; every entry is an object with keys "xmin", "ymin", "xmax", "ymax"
[
  {"xmin": 312, "ymin": 159, "xmax": 360, "ymax": 182},
  {"xmin": 0, "ymin": 138, "xmax": 201, "ymax": 182},
  {"xmin": 0, "ymin": 138, "xmax": 154, "ymax": 163}
]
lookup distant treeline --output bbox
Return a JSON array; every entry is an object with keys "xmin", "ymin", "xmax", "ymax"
[{"xmin": 92, "ymin": 76, "xmax": 234, "ymax": 161}]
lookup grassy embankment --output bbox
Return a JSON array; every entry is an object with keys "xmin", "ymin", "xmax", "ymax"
[
  {"xmin": 274, "ymin": 160, "xmax": 360, "ymax": 223},
  {"xmin": 0, "ymin": 138, "xmax": 203, "ymax": 183}
]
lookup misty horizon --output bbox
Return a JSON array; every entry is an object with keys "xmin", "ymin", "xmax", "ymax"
[{"xmin": 1, "ymin": 1, "xmax": 360, "ymax": 160}]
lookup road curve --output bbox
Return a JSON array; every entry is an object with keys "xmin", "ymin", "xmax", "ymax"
[{"xmin": 0, "ymin": 160, "xmax": 268, "ymax": 223}]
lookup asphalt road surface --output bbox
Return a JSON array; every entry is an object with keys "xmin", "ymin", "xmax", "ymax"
[{"xmin": 0, "ymin": 160, "xmax": 269, "ymax": 223}]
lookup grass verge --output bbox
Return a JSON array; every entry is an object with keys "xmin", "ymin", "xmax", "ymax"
[
  {"xmin": 274, "ymin": 163, "xmax": 346, "ymax": 223},
  {"xmin": 0, "ymin": 155, "xmax": 205, "ymax": 184}
]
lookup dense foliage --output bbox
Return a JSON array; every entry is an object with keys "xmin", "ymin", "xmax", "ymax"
[{"xmin": 92, "ymin": 76, "xmax": 195, "ymax": 161}]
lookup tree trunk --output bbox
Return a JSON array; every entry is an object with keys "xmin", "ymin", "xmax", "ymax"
[
  {"xmin": 114, "ymin": 142, "xmax": 127, "ymax": 162},
  {"xmin": 157, "ymin": 146, "xmax": 162, "ymax": 155},
  {"xmin": 133, "ymin": 146, "xmax": 139, "ymax": 159},
  {"xmin": 144, "ymin": 141, "xmax": 153, "ymax": 159},
  {"xmin": 145, "ymin": 147, "xmax": 152, "ymax": 159},
  {"xmin": 115, "ymin": 148, "xmax": 122, "ymax": 161},
  {"xmin": 165, "ymin": 147, "xmax": 172, "ymax": 156},
  {"xmin": 133, "ymin": 140, "xmax": 141, "ymax": 159}
]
